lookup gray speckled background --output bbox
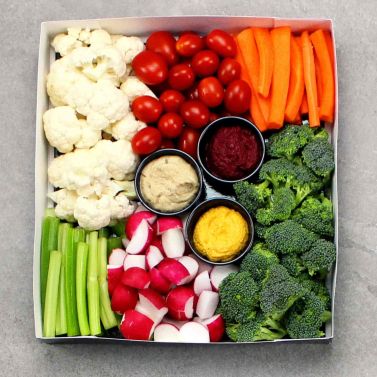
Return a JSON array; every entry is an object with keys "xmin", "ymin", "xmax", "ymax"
[{"xmin": 1, "ymin": 1, "xmax": 376, "ymax": 376}]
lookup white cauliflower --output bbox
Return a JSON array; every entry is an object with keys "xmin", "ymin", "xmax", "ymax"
[
  {"xmin": 52, "ymin": 33, "xmax": 83, "ymax": 57},
  {"xmin": 48, "ymin": 189, "xmax": 78, "ymax": 221},
  {"xmin": 110, "ymin": 192, "xmax": 135, "ymax": 219},
  {"xmin": 89, "ymin": 29, "xmax": 113, "ymax": 48},
  {"xmin": 120, "ymin": 76, "xmax": 156, "ymax": 103},
  {"xmin": 109, "ymin": 112, "xmax": 146, "ymax": 141},
  {"xmin": 75, "ymin": 119, "xmax": 101, "ymax": 149},
  {"xmin": 113, "ymin": 36, "xmax": 144, "ymax": 64}
]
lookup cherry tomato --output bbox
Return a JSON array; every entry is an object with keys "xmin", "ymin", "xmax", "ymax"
[
  {"xmin": 131, "ymin": 96, "xmax": 163, "ymax": 123},
  {"xmin": 185, "ymin": 83, "xmax": 199, "ymax": 100},
  {"xmin": 168, "ymin": 63, "xmax": 196, "ymax": 91},
  {"xmin": 159, "ymin": 89, "xmax": 185, "ymax": 113},
  {"xmin": 180, "ymin": 100, "xmax": 210, "ymax": 129},
  {"xmin": 206, "ymin": 29, "xmax": 237, "ymax": 57},
  {"xmin": 209, "ymin": 112, "xmax": 220, "ymax": 123},
  {"xmin": 176, "ymin": 33, "xmax": 205, "ymax": 57},
  {"xmin": 178, "ymin": 127, "xmax": 201, "ymax": 158},
  {"xmin": 158, "ymin": 113, "xmax": 184, "ymax": 138},
  {"xmin": 197, "ymin": 77, "xmax": 224, "ymax": 108},
  {"xmin": 217, "ymin": 58, "xmax": 241, "ymax": 85},
  {"xmin": 146, "ymin": 31, "xmax": 179, "ymax": 66},
  {"xmin": 131, "ymin": 127, "xmax": 162, "ymax": 155},
  {"xmin": 224, "ymin": 79, "xmax": 251, "ymax": 114},
  {"xmin": 191, "ymin": 50, "xmax": 220, "ymax": 77},
  {"xmin": 160, "ymin": 138, "xmax": 175, "ymax": 149},
  {"xmin": 132, "ymin": 51, "xmax": 168, "ymax": 85}
]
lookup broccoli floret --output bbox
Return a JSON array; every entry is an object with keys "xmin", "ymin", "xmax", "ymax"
[
  {"xmin": 265, "ymin": 220, "xmax": 318, "ymax": 255},
  {"xmin": 313, "ymin": 127, "xmax": 330, "ymax": 141},
  {"xmin": 281, "ymin": 254, "xmax": 306, "ymax": 277},
  {"xmin": 260, "ymin": 264, "xmax": 306, "ymax": 320},
  {"xmin": 240, "ymin": 243, "xmax": 279, "ymax": 283},
  {"xmin": 302, "ymin": 138, "xmax": 335, "ymax": 178},
  {"xmin": 301, "ymin": 239, "xmax": 336, "ymax": 276},
  {"xmin": 218, "ymin": 272, "xmax": 260, "ymax": 324},
  {"xmin": 256, "ymin": 187, "xmax": 297, "ymax": 225},
  {"xmin": 254, "ymin": 223, "xmax": 269, "ymax": 240},
  {"xmin": 292, "ymin": 194, "xmax": 334, "ymax": 237},
  {"xmin": 233, "ymin": 180, "xmax": 271, "ymax": 214},
  {"xmin": 286, "ymin": 291, "xmax": 332, "ymax": 339},
  {"xmin": 259, "ymin": 158, "xmax": 297, "ymax": 188},
  {"xmin": 266, "ymin": 124, "xmax": 314, "ymax": 159},
  {"xmin": 297, "ymin": 274, "xmax": 331, "ymax": 309}
]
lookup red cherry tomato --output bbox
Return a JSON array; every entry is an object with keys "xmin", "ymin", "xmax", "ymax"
[
  {"xmin": 191, "ymin": 50, "xmax": 220, "ymax": 77},
  {"xmin": 224, "ymin": 79, "xmax": 251, "ymax": 114},
  {"xmin": 131, "ymin": 127, "xmax": 162, "ymax": 155},
  {"xmin": 197, "ymin": 77, "xmax": 224, "ymax": 108},
  {"xmin": 168, "ymin": 63, "xmax": 196, "ymax": 91},
  {"xmin": 159, "ymin": 90, "xmax": 185, "ymax": 113},
  {"xmin": 206, "ymin": 29, "xmax": 237, "ymax": 57},
  {"xmin": 158, "ymin": 113, "xmax": 184, "ymax": 138},
  {"xmin": 132, "ymin": 51, "xmax": 168, "ymax": 85},
  {"xmin": 180, "ymin": 100, "xmax": 210, "ymax": 129},
  {"xmin": 160, "ymin": 138, "xmax": 175, "ymax": 149},
  {"xmin": 176, "ymin": 33, "xmax": 205, "ymax": 57},
  {"xmin": 217, "ymin": 58, "xmax": 241, "ymax": 85},
  {"xmin": 178, "ymin": 127, "xmax": 201, "ymax": 158},
  {"xmin": 209, "ymin": 112, "xmax": 220, "ymax": 123},
  {"xmin": 185, "ymin": 83, "xmax": 199, "ymax": 100},
  {"xmin": 131, "ymin": 96, "xmax": 163, "ymax": 123},
  {"xmin": 146, "ymin": 31, "xmax": 179, "ymax": 66}
]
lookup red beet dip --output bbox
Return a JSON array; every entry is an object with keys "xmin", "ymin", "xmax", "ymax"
[{"xmin": 205, "ymin": 124, "xmax": 262, "ymax": 180}]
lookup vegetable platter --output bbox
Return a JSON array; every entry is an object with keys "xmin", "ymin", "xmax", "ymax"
[{"xmin": 34, "ymin": 16, "xmax": 338, "ymax": 344}]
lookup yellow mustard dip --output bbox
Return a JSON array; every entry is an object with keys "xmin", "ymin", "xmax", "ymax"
[{"xmin": 193, "ymin": 206, "xmax": 249, "ymax": 262}]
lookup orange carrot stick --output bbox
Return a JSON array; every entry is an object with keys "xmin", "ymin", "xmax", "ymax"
[
  {"xmin": 253, "ymin": 28, "xmax": 274, "ymax": 98},
  {"xmin": 284, "ymin": 36, "xmax": 305, "ymax": 123},
  {"xmin": 310, "ymin": 29, "xmax": 335, "ymax": 123},
  {"xmin": 268, "ymin": 27, "xmax": 291, "ymax": 129},
  {"xmin": 292, "ymin": 111, "xmax": 302, "ymax": 125},
  {"xmin": 301, "ymin": 31, "xmax": 320, "ymax": 127},
  {"xmin": 315, "ymin": 55, "xmax": 322, "ymax": 107},
  {"xmin": 324, "ymin": 31, "xmax": 335, "ymax": 73},
  {"xmin": 300, "ymin": 90, "xmax": 309, "ymax": 115}
]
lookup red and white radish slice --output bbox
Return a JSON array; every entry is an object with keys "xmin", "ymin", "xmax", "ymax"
[
  {"xmin": 210, "ymin": 264, "xmax": 239, "ymax": 291},
  {"xmin": 135, "ymin": 302, "xmax": 167, "ymax": 327},
  {"xmin": 150, "ymin": 239, "xmax": 164, "ymax": 255},
  {"xmin": 137, "ymin": 288, "xmax": 168, "ymax": 324},
  {"xmin": 162, "ymin": 318, "xmax": 188, "ymax": 330},
  {"xmin": 154, "ymin": 323, "xmax": 182, "ymax": 342},
  {"xmin": 121, "ymin": 267, "xmax": 150, "ymax": 289},
  {"xmin": 107, "ymin": 265, "xmax": 123, "ymax": 296},
  {"xmin": 126, "ymin": 219, "xmax": 153, "ymax": 255},
  {"xmin": 146, "ymin": 245, "xmax": 164, "ymax": 270},
  {"xmin": 196, "ymin": 291, "xmax": 219, "ymax": 320},
  {"xmin": 161, "ymin": 228, "xmax": 185, "ymax": 258},
  {"xmin": 108, "ymin": 248, "xmax": 126, "ymax": 266},
  {"xmin": 188, "ymin": 253, "xmax": 213, "ymax": 274},
  {"xmin": 123, "ymin": 254, "xmax": 146, "ymax": 271},
  {"xmin": 122, "ymin": 238, "xmax": 130, "ymax": 248},
  {"xmin": 178, "ymin": 256, "xmax": 199, "ymax": 284},
  {"xmin": 149, "ymin": 267, "xmax": 173, "ymax": 294},
  {"xmin": 158, "ymin": 258, "xmax": 190, "ymax": 285},
  {"xmin": 120, "ymin": 310, "xmax": 154, "ymax": 340},
  {"xmin": 166, "ymin": 286, "xmax": 195, "ymax": 321},
  {"xmin": 179, "ymin": 322, "xmax": 210, "ymax": 343},
  {"xmin": 111, "ymin": 284, "xmax": 138, "ymax": 313},
  {"xmin": 126, "ymin": 211, "xmax": 157, "ymax": 239},
  {"xmin": 156, "ymin": 217, "xmax": 183, "ymax": 235},
  {"xmin": 193, "ymin": 270, "xmax": 212, "ymax": 296},
  {"xmin": 202, "ymin": 314, "xmax": 225, "ymax": 342}
]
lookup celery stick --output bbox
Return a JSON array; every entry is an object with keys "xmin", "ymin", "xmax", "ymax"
[
  {"xmin": 107, "ymin": 236, "xmax": 123, "ymax": 254},
  {"xmin": 100, "ymin": 303, "xmax": 110, "ymax": 330},
  {"xmin": 76, "ymin": 242, "xmax": 90, "ymax": 336},
  {"xmin": 43, "ymin": 250, "xmax": 62, "ymax": 338},
  {"xmin": 98, "ymin": 237, "xmax": 117, "ymax": 330},
  {"xmin": 87, "ymin": 232, "xmax": 101, "ymax": 336},
  {"xmin": 73, "ymin": 228, "xmax": 86, "ymax": 244}
]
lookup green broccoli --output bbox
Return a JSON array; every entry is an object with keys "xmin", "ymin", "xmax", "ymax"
[
  {"xmin": 281, "ymin": 254, "xmax": 306, "ymax": 277},
  {"xmin": 286, "ymin": 291, "xmax": 332, "ymax": 339},
  {"xmin": 218, "ymin": 272, "xmax": 260, "ymax": 324},
  {"xmin": 265, "ymin": 220, "xmax": 319, "ymax": 255},
  {"xmin": 233, "ymin": 180, "xmax": 271, "ymax": 214},
  {"xmin": 256, "ymin": 187, "xmax": 297, "ymax": 225},
  {"xmin": 259, "ymin": 158, "xmax": 297, "ymax": 188},
  {"xmin": 266, "ymin": 124, "xmax": 314, "ymax": 159},
  {"xmin": 240, "ymin": 243, "xmax": 279, "ymax": 283},
  {"xmin": 297, "ymin": 274, "xmax": 331, "ymax": 309},
  {"xmin": 254, "ymin": 223, "xmax": 269, "ymax": 240},
  {"xmin": 313, "ymin": 127, "xmax": 330, "ymax": 140},
  {"xmin": 301, "ymin": 239, "xmax": 336, "ymax": 276}
]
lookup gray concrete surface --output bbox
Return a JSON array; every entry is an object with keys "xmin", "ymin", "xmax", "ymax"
[{"xmin": 1, "ymin": 1, "xmax": 376, "ymax": 376}]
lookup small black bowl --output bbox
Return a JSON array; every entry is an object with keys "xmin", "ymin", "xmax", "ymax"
[
  {"xmin": 134, "ymin": 149, "xmax": 204, "ymax": 216},
  {"xmin": 185, "ymin": 197, "xmax": 254, "ymax": 265},
  {"xmin": 197, "ymin": 116, "xmax": 266, "ymax": 187}
]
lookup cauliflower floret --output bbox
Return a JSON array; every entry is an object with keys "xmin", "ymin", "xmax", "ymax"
[
  {"xmin": 89, "ymin": 29, "xmax": 112, "ymax": 48},
  {"xmin": 109, "ymin": 192, "xmax": 135, "ymax": 219},
  {"xmin": 120, "ymin": 76, "xmax": 156, "ymax": 103},
  {"xmin": 48, "ymin": 189, "xmax": 78, "ymax": 222},
  {"xmin": 51, "ymin": 33, "xmax": 83, "ymax": 56},
  {"xmin": 78, "ymin": 28, "xmax": 91, "ymax": 44},
  {"xmin": 75, "ymin": 119, "xmax": 101, "ymax": 149},
  {"xmin": 110, "ymin": 112, "xmax": 146, "ymax": 141},
  {"xmin": 113, "ymin": 36, "xmax": 144, "ymax": 64}
]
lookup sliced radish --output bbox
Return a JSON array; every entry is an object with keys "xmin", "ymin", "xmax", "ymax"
[
  {"xmin": 150, "ymin": 239, "xmax": 165, "ymax": 255},
  {"xmin": 196, "ymin": 291, "xmax": 219, "ymax": 320},
  {"xmin": 123, "ymin": 254, "xmax": 146, "ymax": 271},
  {"xmin": 135, "ymin": 302, "xmax": 167, "ymax": 326},
  {"xmin": 193, "ymin": 270, "xmax": 212, "ymax": 296},
  {"xmin": 146, "ymin": 245, "xmax": 164, "ymax": 270},
  {"xmin": 150, "ymin": 267, "xmax": 173, "ymax": 294},
  {"xmin": 162, "ymin": 318, "xmax": 188, "ymax": 330},
  {"xmin": 154, "ymin": 323, "xmax": 182, "ymax": 342},
  {"xmin": 122, "ymin": 237, "xmax": 130, "ymax": 248},
  {"xmin": 120, "ymin": 310, "xmax": 154, "ymax": 340},
  {"xmin": 189, "ymin": 253, "xmax": 213, "ymax": 274},
  {"xmin": 179, "ymin": 322, "xmax": 210, "ymax": 343},
  {"xmin": 178, "ymin": 256, "xmax": 199, "ymax": 284},
  {"xmin": 166, "ymin": 286, "xmax": 195, "ymax": 321},
  {"xmin": 107, "ymin": 265, "xmax": 123, "ymax": 296},
  {"xmin": 202, "ymin": 314, "xmax": 225, "ymax": 342},
  {"xmin": 121, "ymin": 267, "xmax": 150, "ymax": 289},
  {"xmin": 108, "ymin": 248, "xmax": 126, "ymax": 266},
  {"xmin": 126, "ymin": 219, "xmax": 153, "ymax": 255},
  {"xmin": 156, "ymin": 217, "xmax": 183, "ymax": 235},
  {"xmin": 158, "ymin": 258, "xmax": 190, "ymax": 285},
  {"xmin": 161, "ymin": 228, "xmax": 185, "ymax": 258},
  {"xmin": 126, "ymin": 211, "xmax": 157, "ymax": 239},
  {"xmin": 210, "ymin": 264, "xmax": 239, "ymax": 291},
  {"xmin": 111, "ymin": 284, "xmax": 138, "ymax": 313}
]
